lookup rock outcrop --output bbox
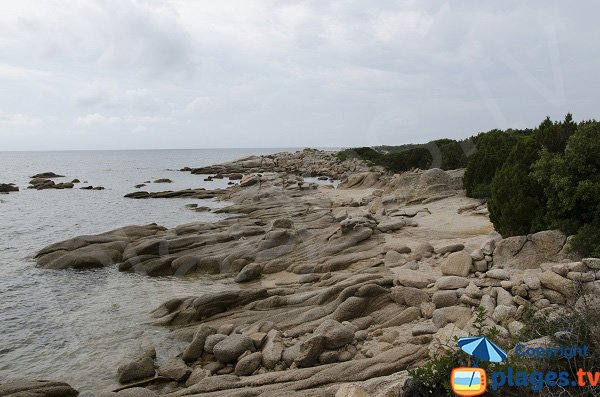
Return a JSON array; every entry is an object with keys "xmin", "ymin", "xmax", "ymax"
[
  {"xmin": 182, "ymin": 149, "xmax": 373, "ymax": 179},
  {"xmin": 29, "ymin": 150, "xmax": 600, "ymax": 397},
  {"xmin": 0, "ymin": 380, "xmax": 78, "ymax": 397},
  {"xmin": 0, "ymin": 183, "xmax": 18, "ymax": 193}
]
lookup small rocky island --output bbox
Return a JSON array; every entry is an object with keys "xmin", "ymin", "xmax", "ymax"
[{"xmin": 8, "ymin": 149, "xmax": 600, "ymax": 397}]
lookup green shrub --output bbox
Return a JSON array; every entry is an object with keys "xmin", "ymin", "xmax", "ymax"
[
  {"xmin": 534, "ymin": 113, "xmax": 577, "ymax": 153},
  {"xmin": 434, "ymin": 139, "xmax": 469, "ymax": 170},
  {"xmin": 464, "ymin": 130, "xmax": 520, "ymax": 198},
  {"xmin": 382, "ymin": 147, "xmax": 433, "ymax": 172},
  {"xmin": 338, "ymin": 147, "xmax": 383, "ymax": 165},
  {"xmin": 571, "ymin": 224, "xmax": 600, "ymax": 257},
  {"xmin": 531, "ymin": 121, "xmax": 600, "ymax": 256},
  {"xmin": 488, "ymin": 137, "xmax": 547, "ymax": 236}
]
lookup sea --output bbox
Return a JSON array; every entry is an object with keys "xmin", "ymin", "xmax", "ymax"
[{"xmin": 0, "ymin": 148, "xmax": 297, "ymax": 392}]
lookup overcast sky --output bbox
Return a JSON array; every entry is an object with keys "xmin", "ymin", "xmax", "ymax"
[{"xmin": 0, "ymin": 1, "xmax": 598, "ymax": 151}]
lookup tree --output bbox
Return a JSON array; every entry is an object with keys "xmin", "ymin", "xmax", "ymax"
[
  {"xmin": 489, "ymin": 137, "xmax": 546, "ymax": 236},
  {"xmin": 534, "ymin": 113, "xmax": 577, "ymax": 153},
  {"xmin": 532, "ymin": 121, "xmax": 600, "ymax": 256},
  {"xmin": 463, "ymin": 130, "xmax": 519, "ymax": 198}
]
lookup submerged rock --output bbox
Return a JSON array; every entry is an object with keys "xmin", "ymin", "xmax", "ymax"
[{"xmin": 30, "ymin": 172, "xmax": 64, "ymax": 178}]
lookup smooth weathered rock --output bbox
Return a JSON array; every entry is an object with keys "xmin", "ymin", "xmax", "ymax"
[
  {"xmin": 495, "ymin": 287, "xmax": 515, "ymax": 307},
  {"xmin": 523, "ymin": 271, "xmax": 541, "ymax": 290},
  {"xmin": 542, "ymin": 288, "xmax": 566, "ymax": 304},
  {"xmin": 234, "ymin": 263, "xmax": 262, "ymax": 283},
  {"xmin": 116, "ymin": 387, "xmax": 158, "ymax": 397},
  {"xmin": 380, "ymin": 307, "xmax": 421, "ymax": 328},
  {"xmin": 235, "ymin": 352, "xmax": 263, "ymax": 376},
  {"xmin": 314, "ymin": 319, "xmax": 355, "ymax": 349},
  {"xmin": 0, "ymin": 380, "xmax": 78, "ymax": 397},
  {"xmin": 185, "ymin": 367, "xmax": 210, "ymax": 386},
  {"xmin": 440, "ymin": 250, "xmax": 472, "ymax": 277},
  {"xmin": 261, "ymin": 329, "xmax": 284, "ymax": 369},
  {"xmin": 464, "ymin": 282, "xmax": 482, "ymax": 299},
  {"xmin": 538, "ymin": 271, "xmax": 576, "ymax": 298},
  {"xmin": 182, "ymin": 325, "xmax": 216, "ymax": 362},
  {"xmin": 493, "ymin": 305, "xmax": 517, "ymax": 323},
  {"xmin": 158, "ymin": 357, "xmax": 191, "ymax": 381},
  {"xmin": 213, "ymin": 334, "xmax": 255, "ymax": 363},
  {"xmin": 395, "ymin": 269, "xmax": 436, "ymax": 288},
  {"xmin": 470, "ymin": 249, "xmax": 484, "ymax": 261},
  {"xmin": 435, "ymin": 243, "xmax": 464, "ymax": 255},
  {"xmin": 435, "ymin": 276, "xmax": 469, "ymax": 290},
  {"xmin": 494, "ymin": 230, "xmax": 570, "ymax": 269},
  {"xmin": 335, "ymin": 384, "xmax": 370, "ymax": 397},
  {"xmin": 583, "ymin": 258, "xmax": 600, "ymax": 270},
  {"xmin": 295, "ymin": 335, "xmax": 325, "ymax": 368},
  {"xmin": 432, "ymin": 290, "xmax": 458, "ymax": 308},
  {"xmin": 432, "ymin": 306, "xmax": 472, "ymax": 329},
  {"xmin": 481, "ymin": 237, "xmax": 497, "ymax": 255},
  {"xmin": 486, "ymin": 268, "xmax": 511, "ymax": 280},
  {"xmin": 204, "ymin": 334, "xmax": 228, "ymax": 354},
  {"xmin": 117, "ymin": 356, "xmax": 155, "ymax": 384},
  {"xmin": 567, "ymin": 271, "xmax": 595, "ymax": 282},
  {"xmin": 480, "ymin": 295, "xmax": 496, "ymax": 316},
  {"xmin": 411, "ymin": 322, "xmax": 439, "ymax": 336},
  {"xmin": 377, "ymin": 218, "xmax": 407, "ymax": 233},
  {"xmin": 391, "ymin": 286, "xmax": 429, "ymax": 307}
]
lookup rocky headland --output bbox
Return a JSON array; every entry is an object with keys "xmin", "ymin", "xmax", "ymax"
[{"xmin": 10, "ymin": 149, "xmax": 600, "ymax": 397}]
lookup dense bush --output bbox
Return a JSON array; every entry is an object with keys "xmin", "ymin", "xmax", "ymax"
[
  {"xmin": 339, "ymin": 139, "xmax": 468, "ymax": 172},
  {"xmin": 383, "ymin": 147, "xmax": 433, "ymax": 172},
  {"xmin": 337, "ymin": 147, "xmax": 383, "ymax": 164},
  {"xmin": 531, "ymin": 120, "xmax": 600, "ymax": 256},
  {"xmin": 534, "ymin": 113, "xmax": 577, "ymax": 153},
  {"xmin": 433, "ymin": 139, "xmax": 469, "ymax": 170},
  {"xmin": 463, "ymin": 130, "xmax": 520, "ymax": 198},
  {"xmin": 488, "ymin": 137, "xmax": 547, "ymax": 236}
]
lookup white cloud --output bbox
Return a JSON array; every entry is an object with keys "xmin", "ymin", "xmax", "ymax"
[
  {"xmin": 0, "ymin": 110, "xmax": 41, "ymax": 126},
  {"xmin": 0, "ymin": 0, "xmax": 599, "ymax": 150},
  {"xmin": 75, "ymin": 84, "xmax": 164, "ymax": 111},
  {"xmin": 182, "ymin": 97, "xmax": 219, "ymax": 114}
]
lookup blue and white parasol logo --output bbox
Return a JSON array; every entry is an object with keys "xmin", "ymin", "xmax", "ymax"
[{"xmin": 457, "ymin": 336, "xmax": 507, "ymax": 363}]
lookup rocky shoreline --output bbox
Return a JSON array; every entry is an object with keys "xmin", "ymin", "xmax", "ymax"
[{"xmin": 7, "ymin": 149, "xmax": 600, "ymax": 397}]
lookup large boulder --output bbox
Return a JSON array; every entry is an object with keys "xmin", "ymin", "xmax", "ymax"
[
  {"xmin": 204, "ymin": 334, "xmax": 228, "ymax": 354},
  {"xmin": 432, "ymin": 306, "xmax": 472, "ymax": 329},
  {"xmin": 234, "ymin": 263, "xmax": 262, "ymax": 283},
  {"xmin": 538, "ymin": 271, "xmax": 577, "ymax": 298},
  {"xmin": 213, "ymin": 334, "xmax": 255, "ymax": 363},
  {"xmin": 391, "ymin": 286, "xmax": 430, "ymax": 307},
  {"xmin": 432, "ymin": 290, "xmax": 458, "ymax": 308},
  {"xmin": 295, "ymin": 335, "xmax": 325, "ymax": 368},
  {"xmin": 395, "ymin": 269, "xmax": 436, "ymax": 288},
  {"xmin": 440, "ymin": 250, "xmax": 472, "ymax": 277},
  {"xmin": 435, "ymin": 276, "xmax": 469, "ymax": 290},
  {"xmin": 117, "ymin": 356, "xmax": 155, "ymax": 384},
  {"xmin": 314, "ymin": 319, "xmax": 355, "ymax": 349},
  {"xmin": 261, "ymin": 329, "xmax": 284, "ymax": 369},
  {"xmin": 234, "ymin": 352, "xmax": 263, "ymax": 376},
  {"xmin": 182, "ymin": 325, "xmax": 216, "ymax": 362},
  {"xmin": 158, "ymin": 358, "xmax": 191, "ymax": 381},
  {"xmin": 494, "ymin": 230, "xmax": 570, "ymax": 269}
]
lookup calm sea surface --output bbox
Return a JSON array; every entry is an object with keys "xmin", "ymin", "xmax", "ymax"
[{"xmin": 0, "ymin": 148, "xmax": 291, "ymax": 392}]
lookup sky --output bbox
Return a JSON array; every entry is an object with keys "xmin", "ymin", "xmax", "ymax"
[{"xmin": 0, "ymin": 1, "xmax": 599, "ymax": 151}]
